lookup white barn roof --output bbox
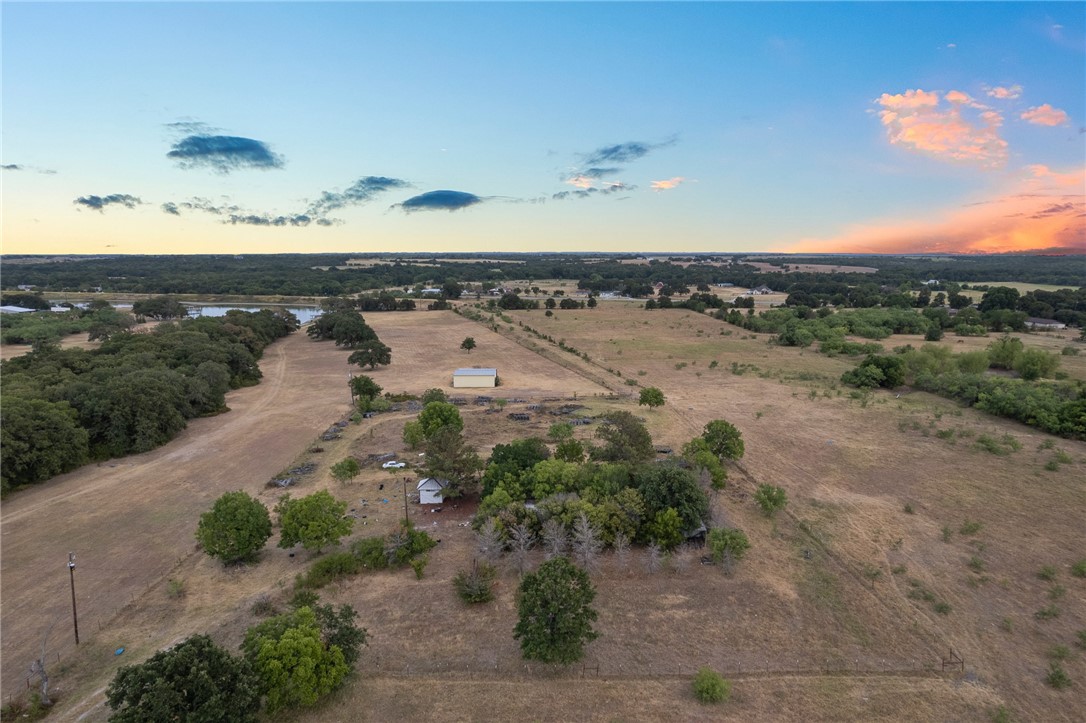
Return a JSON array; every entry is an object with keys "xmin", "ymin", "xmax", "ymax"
[
  {"xmin": 416, "ymin": 477, "xmax": 450, "ymax": 491},
  {"xmin": 0, "ymin": 305, "xmax": 36, "ymax": 314},
  {"xmin": 453, "ymin": 368, "xmax": 497, "ymax": 376}
]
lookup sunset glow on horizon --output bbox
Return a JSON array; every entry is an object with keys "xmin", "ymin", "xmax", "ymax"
[{"xmin": 2, "ymin": 3, "xmax": 1082, "ymax": 257}]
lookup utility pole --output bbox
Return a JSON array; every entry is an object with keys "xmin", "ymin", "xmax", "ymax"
[
  {"xmin": 67, "ymin": 553, "xmax": 79, "ymax": 645},
  {"xmin": 402, "ymin": 477, "xmax": 410, "ymax": 527}
]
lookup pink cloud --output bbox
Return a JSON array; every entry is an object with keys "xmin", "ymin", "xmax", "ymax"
[
  {"xmin": 565, "ymin": 175, "xmax": 594, "ymax": 189},
  {"xmin": 783, "ymin": 166, "xmax": 1085, "ymax": 255},
  {"xmin": 650, "ymin": 177, "xmax": 686, "ymax": 191},
  {"xmin": 986, "ymin": 84, "xmax": 1022, "ymax": 100},
  {"xmin": 1021, "ymin": 104, "xmax": 1069, "ymax": 126},
  {"xmin": 875, "ymin": 88, "xmax": 1007, "ymax": 167}
]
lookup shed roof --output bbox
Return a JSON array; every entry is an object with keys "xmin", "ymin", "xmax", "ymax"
[
  {"xmin": 417, "ymin": 477, "xmax": 450, "ymax": 491},
  {"xmin": 0, "ymin": 305, "xmax": 36, "ymax": 314},
  {"xmin": 453, "ymin": 368, "xmax": 497, "ymax": 376}
]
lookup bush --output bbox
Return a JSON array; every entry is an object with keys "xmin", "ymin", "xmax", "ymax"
[
  {"xmin": 296, "ymin": 551, "xmax": 363, "ymax": 590},
  {"xmin": 453, "ymin": 561, "xmax": 497, "ymax": 603},
  {"xmin": 692, "ymin": 667, "xmax": 731, "ymax": 703},
  {"xmin": 753, "ymin": 484, "xmax": 788, "ymax": 517},
  {"xmin": 1038, "ymin": 565, "xmax": 1058, "ymax": 581},
  {"xmin": 1046, "ymin": 662, "xmax": 1071, "ymax": 689},
  {"xmin": 1072, "ymin": 559, "xmax": 1086, "ymax": 578}
]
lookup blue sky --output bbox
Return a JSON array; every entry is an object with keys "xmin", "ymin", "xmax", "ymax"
[{"xmin": 2, "ymin": 2, "xmax": 1083, "ymax": 255}]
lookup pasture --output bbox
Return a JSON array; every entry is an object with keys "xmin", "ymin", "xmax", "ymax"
[{"xmin": 2, "ymin": 303, "xmax": 1083, "ymax": 721}]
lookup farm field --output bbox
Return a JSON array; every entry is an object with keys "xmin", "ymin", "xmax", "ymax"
[{"xmin": 3, "ymin": 304, "xmax": 1084, "ymax": 722}]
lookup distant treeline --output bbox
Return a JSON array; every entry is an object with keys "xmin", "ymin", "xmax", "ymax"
[
  {"xmin": 2, "ymin": 253, "xmax": 1082, "ymax": 297},
  {"xmin": 0, "ymin": 309, "xmax": 298, "ymax": 494}
]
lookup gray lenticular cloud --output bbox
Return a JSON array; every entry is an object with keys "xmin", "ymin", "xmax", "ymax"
[
  {"xmin": 167, "ymin": 135, "xmax": 284, "ymax": 173},
  {"xmin": 395, "ymin": 190, "xmax": 484, "ymax": 213}
]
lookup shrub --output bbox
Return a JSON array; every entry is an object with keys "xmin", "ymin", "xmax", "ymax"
[
  {"xmin": 296, "ymin": 551, "xmax": 363, "ymax": 590},
  {"xmin": 166, "ymin": 578, "xmax": 185, "ymax": 599},
  {"xmin": 692, "ymin": 667, "xmax": 731, "ymax": 703},
  {"xmin": 453, "ymin": 561, "xmax": 498, "ymax": 603},
  {"xmin": 1071, "ymin": 559, "xmax": 1086, "ymax": 578},
  {"xmin": 753, "ymin": 484, "xmax": 788, "ymax": 517},
  {"xmin": 1045, "ymin": 662, "xmax": 1071, "ymax": 689},
  {"xmin": 1037, "ymin": 565, "xmax": 1057, "ymax": 581},
  {"xmin": 1034, "ymin": 605, "xmax": 1060, "ymax": 620},
  {"xmin": 352, "ymin": 537, "xmax": 388, "ymax": 570},
  {"xmin": 959, "ymin": 520, "xmax": 983, "ymax": 535}
]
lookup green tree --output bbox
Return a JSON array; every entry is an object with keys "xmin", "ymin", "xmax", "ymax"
[
  {"xmin": 753, "ymin": 484, "xmax": 788, "ymax": 517},
  {"xmin": 702, "ymin": 419, "xmax": 745, "ymax": 460},
  {"xmin": 106, "ymin": 635, "xmax": 260, "ymax": 723},
  {"xmin": 638, "ymin": 386, "xmax": 666, "ymax": 408},
  {"xmin": 706, "ymin": 527, "xmax": 750, "ymax": 567},
  {"xmin": 634, "ymin": 465, "xmax": 710, "ymax": 535},
  {"xmin": 682, "ymin": 437, "xmax": 727, "ymax": 489},
  {"xmin": 402, "ymin": 420, "xmax": 425, "ymax": 449},
  {"xmin": 276, "ymin": 491, "xmax": 354, "ymax": 553},
  {"xmin": 1014, "ymin": 348, "xmax": 1060, "ymax": 381},
  {"xmin": 978, "ymin": 286, "xmax": 1021, "ymax": 313},
  {"xmin": 548, "ymin": 422, "xmax": 574, "ymax": 441},
  {"xmin": 417, "ymin": 401, "xmax": 464, "ymax": 438},
  {"xmin": 349, "ymin": 374, "xmax": 382, "ymax": 400},
  {"xmin": 0, "ymin": 397, "xmax": 89, "ymax": 493},
  {"xmin": 330, "ymin": 458, "xmax": 361, "ymax": 484},
  {"xmin": 423, "ymin": 426, "xmax": 483, "ymax": 497},
  {"xmin": 987, "ymin": 335, "xmax": 1024, "ymax": 369},
  {"xmin": 348, "ymin": 340, "xmax": 392, "ymax": 369},
  {"xmin": 461, "ymin": 336, "xmax": 477, "ymax": 352},
  {"xmin": 195, "ymin": 491, "xmax": 273, "ymax": 565},
  {"xmin": 956, "ymin": 350, "xmax": 991, "ymax": 374},
  {"xmin": 650, "ymin": 507, "xmax": 684, "ymax": 550},
  {"xmin": 554, "ymin": 438, "xmax": 586, "ymax": 463},
  {"xmin": 243, "ymin": 606, "xmax": 349, "ymax": 714},
  {"xmin": 514, "ymin": 556, "xmax": 599, "ymax": 664},
  {"xmin": 591, "ymin": 411, "xmax": 655, "ymax": 464}
]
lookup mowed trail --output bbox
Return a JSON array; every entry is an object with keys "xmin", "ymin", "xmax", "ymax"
[{"xmin": 0, "ymin": 331, "xmax": 353, "ymax": 698}]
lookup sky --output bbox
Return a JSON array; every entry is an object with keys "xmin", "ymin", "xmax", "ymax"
[{"xmin": 2, "ymin": 1, "xmax": 1083, "ymax": 256}]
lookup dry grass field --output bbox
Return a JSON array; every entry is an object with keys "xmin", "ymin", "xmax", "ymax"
[{"xmin": 3, "ymin": 304, "xmax": 1083, "ymax": 722}]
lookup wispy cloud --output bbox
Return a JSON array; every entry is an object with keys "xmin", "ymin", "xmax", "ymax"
[
  {"xmin": 306, "ymin": 176, "xmax": 411, "ymax": 215},
  {"xmin": 167, "ymin": 135, "xmax": 284, "ymax": 173},
  {"xmin": 393, "ymin": 190, "xmax": 484, "ymax": 213},
  {"xmin": 785, "ymin": 165, "xmax": 1085, "ymax": 254},
  {"xmin": 3, "ymin": 163, "xmax": 57, "ymax": 174},
  {"xmin": 584, "ymin": 141, "xmax": 656, "ymax": 165},
  {"xmin": 224, "ymin": 213, "xmax": 313, "ymax": 227},
  {"xmin": 874, "ymin": 88, "xmax": 1007, "ymax": 167},
  {"xmin": 985, "ymin": 84, "xmax": 1022, "ymax": 100},
  {"xmin": 159, "ymin": 197, "xmax": 241, "ymax": 217},
  {"xmin": 651, "ymin": 177, "xmax": 687, "ymax": 191},
  {"xmin": 1021, "ymin": 104, "xmax": 1069, "ymax": 126},
  {"xmin": 74, "ymin": 194, "xmax": 142, "ymax": 212}
]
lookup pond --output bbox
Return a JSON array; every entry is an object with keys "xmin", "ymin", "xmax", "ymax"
[{"xmin": 184, "ymin": 304, "xmax": 322, "ymax": 324}]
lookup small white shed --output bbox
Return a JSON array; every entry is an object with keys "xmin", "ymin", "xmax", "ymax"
[
  {"xmin": 453, "ymin": 367, "xmax": 497, "ymax": 388},
  {"xmin": 417, "ymin": 477, "xmax": 450, "ymax": 504}
]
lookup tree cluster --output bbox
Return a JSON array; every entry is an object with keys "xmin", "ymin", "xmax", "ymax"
[{"xmin": 1, "ymin": 309, "xmax": 296, "ymax": 493}]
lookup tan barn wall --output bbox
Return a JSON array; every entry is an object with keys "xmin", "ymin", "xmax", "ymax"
[{"xmin": 452, "ymin": 375, "xmax": 496, "ymax": 388}]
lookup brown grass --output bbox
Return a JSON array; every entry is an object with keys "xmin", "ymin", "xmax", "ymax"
[{"xmin": 5, "ymin": 305, "xmax": 1084, "ymax": 722}]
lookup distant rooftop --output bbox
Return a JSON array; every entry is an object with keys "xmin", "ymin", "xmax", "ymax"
[{"xmin": 453, "ymin": 368, "xmax": 497, "ymax": 376}]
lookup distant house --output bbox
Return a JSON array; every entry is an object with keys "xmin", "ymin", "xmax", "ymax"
[
  {"xmin": 748, "ymin": 285, "xmax": 773, "ymax": 295},
  {"xmin": 16, "ymin": 284, "xmax": 34, "ymax": 291},
  {"xmin": 417, "ymin": 477, "xmax": 450, "ymax": 505},
  {"xmin": 453, "ymin": 367, "xmax": 497, "ymax": 388},
  {"xmin": 923, "ymin": 279, "xmax": 940, "ymax": 286},
  {"xmin": 1025, "ymin": 318, "xmax": 1067, "ymax": 330},
  {"xmin": 420, "ymin": 287, "xmax": 443, "ymax": 296}
]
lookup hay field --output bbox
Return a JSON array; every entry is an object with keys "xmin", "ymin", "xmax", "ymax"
[{"xmin": 6, "ymin": 306, "xmax": 1084, "ymax": 722}]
